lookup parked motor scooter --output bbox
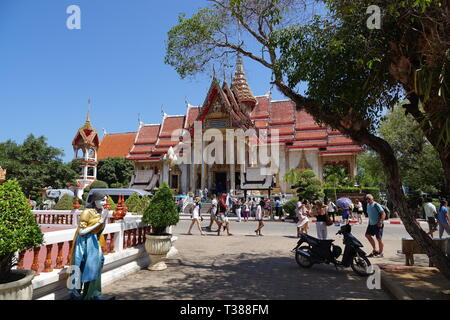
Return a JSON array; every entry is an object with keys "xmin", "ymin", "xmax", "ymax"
[{"xmin": 292, "ymin": 224, "xmax": 373, "ymax": 276}]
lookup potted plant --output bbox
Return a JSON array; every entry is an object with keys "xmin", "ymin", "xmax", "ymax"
[
  {"xmin": 142, "ymin": 182, "xmax": 179, "ymax": 271},
  {"xmin": 0, "ymin": 179, "xmax": 44, "ymax": 300}
]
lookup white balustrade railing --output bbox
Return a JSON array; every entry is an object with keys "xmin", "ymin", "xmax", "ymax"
[{"xmin": 17, "ymin": 217, "xmax": 151, "ymax": 277}]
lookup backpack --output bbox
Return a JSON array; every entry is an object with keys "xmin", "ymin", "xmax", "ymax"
[{"xmin": 374, "ymin": 202, "xmax": 389, "ymax": 220}]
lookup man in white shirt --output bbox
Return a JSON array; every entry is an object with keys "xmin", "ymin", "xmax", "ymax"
[
  {"xmin": 327, "ymin": 200, "xmax": 337, "ymax": 223},
  {"xmin": 423, "ymin": 197, "xmax": 437, "ymax": 237}
]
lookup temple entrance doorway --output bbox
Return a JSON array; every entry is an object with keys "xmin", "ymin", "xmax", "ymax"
[{"xmin": 215, "ymin": 172, "xmax": 227, "ymax": 194}]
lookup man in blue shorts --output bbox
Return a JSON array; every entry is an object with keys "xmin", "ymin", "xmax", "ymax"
[{"xmin": 365, "ymin": 194, "xmax": 386, "ymax": 258}]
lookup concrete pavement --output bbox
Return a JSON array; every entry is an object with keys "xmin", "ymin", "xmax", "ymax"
[{"xmin": 103, "ymin": 220, "xmax": 399, "ymax": 300}]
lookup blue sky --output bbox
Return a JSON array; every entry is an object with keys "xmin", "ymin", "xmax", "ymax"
[{"xmin": 0, "ymin": 0, "xmax": 305, "ymax": 162}]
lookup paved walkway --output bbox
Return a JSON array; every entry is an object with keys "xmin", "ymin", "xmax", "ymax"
[{"xmin": 103, "ymin": 231, "xmax": 390, "ymax": 300}]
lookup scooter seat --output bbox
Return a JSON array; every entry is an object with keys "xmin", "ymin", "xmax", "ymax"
[{"xmin": 301, "ymin": 233, "xmax": 334, "ymax": 244}]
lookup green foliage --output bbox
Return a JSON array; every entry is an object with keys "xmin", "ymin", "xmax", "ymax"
[
  {"xmin": 361, "ymin": 188, "xmax": 381, "ymax": 202},
  {"xmin": 89, "ymin": 180, "xmax": 109, "ymax": 189},
  {"xmin": 0, "ymin": 180, "xmax": 44, "ymax": 281},
  {"xmin": 125, "ymin": 193, "xmax": 150, "ymax": 215},
  {"xmin": 323, "ymin": 165, "xmax": 352, "ymax": 187},
  {"xmin": 97, "ymin": 158, "xmax": 134, "ymax": 188},
  {"xmin": 142, "ymin": 183, "xmax": 179, "ymax": 234},
  {"xmin": 53, "ymin": 194, "xmax": 74, "ymax": 210},
  {"xmin": 282, "ymin": 198, "xmax": 298, "ymax": 219},
  {"xmin": 291, "ymin": 170, "xmax": 324, "ymax": 200},
  {"xmin": 0, "ymin": 135, "xmax": 78, "ymax": 201},
  {"xmin": 283, "ymin": 168, "xmax": 302, "ymax": 186},
  {"xmin": 107, "ymin": 196, "xmax": 116, "ymax": 210},
  {"xmin": 379, "ymin": 105, "xmax": 444, "ymax": 194}
]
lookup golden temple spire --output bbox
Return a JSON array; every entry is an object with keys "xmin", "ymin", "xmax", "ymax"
[{"xmin": 231, "ymin": 53, "xmax": 256, "ymax": 106}]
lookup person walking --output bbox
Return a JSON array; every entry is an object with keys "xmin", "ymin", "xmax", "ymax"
[
  {"xmin": 311, "ymin": 200, "xmax": 328, "ymax": 240},
  {"xmin": 255, "ymin": 199, "xmax": 265, "ymax": 236},
  {"xmin": 327, "ymin": 199, "xmax": 337, "ymax": 223},
  {"xmin": 216, "ymin": 210, "xmax": 233, "ymax": 236},
  {"xmin": 341, "ymin": 205, "xmax": 350, "ymax": 225},
  {"xmin": 207, "ymin": 203, "xmax": 220, "ymax": 231},
  {"xmin": 296, "ymin": 200, "xmax": 309, "ymax": 237},
  {"xmin": 423, "ymin": 197, "xmax": 438, "ymax": 238},
  {"xmin": 242, "ymin": 200, "xmax": 250, "ymax": 222},
  {"xmin": 437, "ymin": 199, "xmax": 450, "ymax": 239},
  {"xmin": 235, "ymin": 198, "xmax": 242, "ymax": 222},
  {"xmin": 365, "ymin": 194, "xmax": 386, "ymax": 258},
  {"xmin": 355, "ymin": 199, "xmax": 364, "ymax": 224},
  {"xmin": 275, "ymin": 197, "xmax": 283, "ymax": 221},
  {"xmin": 250, "ymin": 198, "xmax": 257, "ymax": 218},
  {"xmin": 187, "ymin": 197, "xmax": 205, "ymax": 236}
]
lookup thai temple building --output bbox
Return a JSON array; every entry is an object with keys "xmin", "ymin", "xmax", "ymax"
[{"xmin": 94, "ymin": 56, "xmax": 363, "ymax": 195}]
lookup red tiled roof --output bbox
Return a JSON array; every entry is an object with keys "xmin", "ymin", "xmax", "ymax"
[
  {"xmin": 251, "ymin": 96, "xmax": 270, "ymax": 119},
  {"xmin": 295, "ymin": 130, "xmax": 328, "ymax": 141},
  {"xmin": 98, "ymin": 132, "xmax": 137, "ymax": 160},
  {"xmin": 126, "ymin": 125, "xmax": 160, "ymax": 161},
  {"xmin": 159, "ymin": 116, "xmax": 185, "ymax": 138},
  {"xmin": 185, "ymin": 106, "xmax": 200, "ymax": 129},
  {"xmin": 269, "ymin": 100, "xmax": 295, "ymax": 125},
  {"xmin": 135, "ymin": 125, "xmax": 160, "ymax": 144}
]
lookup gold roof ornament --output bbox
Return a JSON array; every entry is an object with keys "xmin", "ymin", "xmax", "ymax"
[
  {"xmin": 72, "ymin": 110, "xmax": 100, "ymax": 148},
  {"xmin": 299, "ymin": 150, "xmax": 312, "ymax": 171},
  {"xmin": 0, "ymin": 166, "xmax": 6, "ymax": 184},
  {"xmin": 231, "ymin": 54, "xmax": 257, "ymax": 106}
]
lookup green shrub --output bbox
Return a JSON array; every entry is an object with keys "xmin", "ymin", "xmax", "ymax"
[
  {"xmin": 335, "ymin": 187, "xmax": 360, "ymax": 194},
  {"xmin": 53, "ymin": 194, "xmax": 74, "ymax": 210},
  {"xmin": 107, "ymin": 196, "xmax": 116, "ymax": 210},
  {"xmin": 125, "ymin": 193, "xmax": 150, "ymax": 215},
  {"xmin": 323, "ymin": 187, "xmax": 338, "ymax": 202},
  {"xmin": 90, "ymin": 180, "xmax": 109, "ymax": 189},
  {"xmin": 282, "ymin": 198, "xmax": 298, "ymax": 219},
  {"xmin": 0, "ymin": 180, "xmax": 44, "ymax": 282},
  {"xmin": 291, "ymin": 170, "xmax": 324, "ymax": 200},
  {"xmin": 110, "ymin": 183, "xmax": 123, "ymax": 189},
  {"xmin": 361, "ymin": 187, "xmax": 381, "ymax": 202},
  {"xmin": 142, "ymin": 183, "xmax": 179, "ymax": 234}
]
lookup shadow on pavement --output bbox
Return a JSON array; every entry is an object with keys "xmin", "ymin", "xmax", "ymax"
[{"xmin": 103, "ymin": 252, "xmax": 388, "ymax": 300}]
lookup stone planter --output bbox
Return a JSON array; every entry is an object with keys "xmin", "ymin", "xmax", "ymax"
[
  {"xmin": 145, "ymin": 234, "xmax": 173, "ymax": 271},
  {"xmin": 0, "ymin": 270, "xmax": 35, "ymax": 300}
]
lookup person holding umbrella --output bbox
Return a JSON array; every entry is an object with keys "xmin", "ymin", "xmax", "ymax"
[{"xmin": 336, "ymin": 197, "xmax": 352, "ymax": 225}]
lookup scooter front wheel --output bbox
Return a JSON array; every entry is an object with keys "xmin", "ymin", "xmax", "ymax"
[
  {"xmin": 351, "ymin": 252, "xmax": 373, "ymax": 277},
  {"xmin": 295, "ymin": 246, "xmax": 314, "ymax": 268}
]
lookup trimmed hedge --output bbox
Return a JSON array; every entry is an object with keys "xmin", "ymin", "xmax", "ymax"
[
  {"xmin": 324, "ymin": 186, "xmax": 381, "ymax": 202},
  {"xmin": 53, "ymin": 194, "xmax": 74, "ymax": 210},
  {"xmin": 283, "ymin": 198, "xmax": 298, "ymax": 219}
]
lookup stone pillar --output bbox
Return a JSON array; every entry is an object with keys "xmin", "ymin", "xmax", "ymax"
[
  {"xmin": 208, "ymin": 165, "xmax": 213, "ymax": 190},
  {"xmin": 201, "ymin": 140, "xmax": 206, "ymax": 190},
  {"xmin": 190, "ymin": 164, "xmax": 196, "ymax": 193},
  {"xmin": 162, "ymin": 162, "xmax": 169, "ymax": 185},
  {"xmin": 181, "ymin": 164, "xmax": 188, "ymax": 194},
  {"xmin": 279, "ymin": 147, "xmax": 287, "ymax": 193},
  {"xmin": 230, "ymin": 163, "xmax": 235, "ymax": 193}
]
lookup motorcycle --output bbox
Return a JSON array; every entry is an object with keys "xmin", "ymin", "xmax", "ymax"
[{"xmin": 292, "ymin": 224, "xmax": 373, "ymax": 276}]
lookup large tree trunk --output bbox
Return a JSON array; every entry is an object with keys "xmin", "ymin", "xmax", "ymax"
[
  {"xmin": 360, "ymin": 132, "xmax": 450, "ymax": 281},
  {"xmin": 273, "ymin": 80, "xmax": 450, "ymax": 280}
]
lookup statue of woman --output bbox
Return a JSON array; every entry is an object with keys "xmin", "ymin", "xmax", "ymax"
[{"xmin": 69, "ymin": 191, "xmax": 109, "ymax": 300}]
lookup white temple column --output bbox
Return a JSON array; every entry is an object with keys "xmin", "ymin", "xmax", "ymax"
[
  {"xmin": 201, "ymin": 140, "xmax": 206, "ymax": 190},
  {"xmin": 190, "ymin": 164, "xmax": 196, "ymax": 193},
  {"xmin": 279, "ymin": 147, "xmax": 287, "ymax": 193},
  {"xmin": 181, "ymin": 164, "xmax": 188, "ymax": 194},
  {"xmin": 162, "ymin": 162, "xmax": 169, "ymax": 185},
  {"xmin": 208, "ymin": 165, "xmax": 213, "ymax": 190},
  {"xmin": 230, "ymin": 163, "xmax": 235, "ymax": 193}
]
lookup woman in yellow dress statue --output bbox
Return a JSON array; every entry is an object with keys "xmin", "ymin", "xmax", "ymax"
[{"xmin": 69, "ymin": 191, "xmax": 109, "ymax": 300}]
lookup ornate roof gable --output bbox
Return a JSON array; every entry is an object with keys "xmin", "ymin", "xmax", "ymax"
[{"xmin": 72, "ymin": 112, "xmax": 100, "ymax": 148}]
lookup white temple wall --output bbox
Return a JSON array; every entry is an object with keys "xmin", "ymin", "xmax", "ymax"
[{"xmin": 287, "ymin": 150, "xmax": 321, "ymax": 178}]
